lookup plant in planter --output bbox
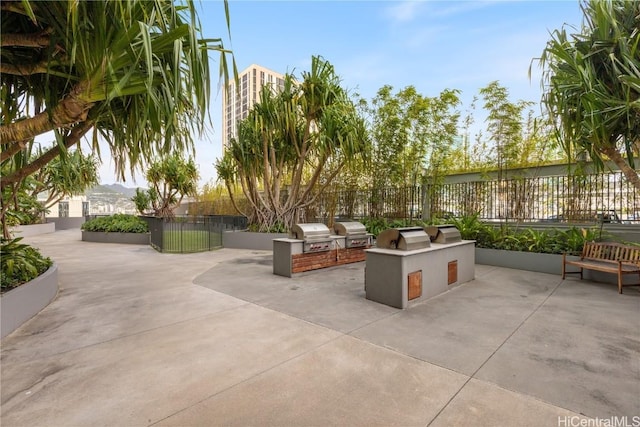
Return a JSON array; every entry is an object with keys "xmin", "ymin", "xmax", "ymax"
[
  {"xmin": 1, "ymin": 237, "xmax": 53, "ymax": 293},
  {"xmin": 82, "ymin": 214, "xmax": 148, "ymax": 233},
  {"xmin": 449, "ymin": 214, "xmax": 610, "ymax": 255}
]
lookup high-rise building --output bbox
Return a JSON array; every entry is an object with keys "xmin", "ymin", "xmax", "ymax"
[{"xmin": 222, "ymin": 64, "xmax": 286, "ymax": 150}]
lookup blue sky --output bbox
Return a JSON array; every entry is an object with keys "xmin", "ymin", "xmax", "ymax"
[{"xmin": 100, "ymin": 0, "xmax": 585, "ymax": 187}]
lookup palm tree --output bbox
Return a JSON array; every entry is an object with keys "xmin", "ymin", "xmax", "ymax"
[
  {"xmin": 1, "ymin": 0, "xmax": 234, "ymax": 187},
  {"xmin": 536, "ymin": 0, "xmax": 640, "ymax": 190},
  {"xmin": 216, "ymin": 56, "xmax": 368, "ymax": 231}
]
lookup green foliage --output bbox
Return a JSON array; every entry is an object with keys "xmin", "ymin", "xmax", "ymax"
[
  {"xmin": 131, "ymin": 188, "xmax": 152, "ymax": 215},
  {"xmin": 1, "ymin": 0, "xmax": 234, "ymax": 188},
  {"xmin": 31, "ymin": 149, "xmax": 100, "ymax": 208},
  {"xmin": 537, "ymin": 0, "xmax": 640, "ymax": 189},
  {"xmin": 449, "ymin": 214, "xmax": 604, "ymax": 255},
  {"xmin": 362, "ymin": 85, "xmax": 461, "ymax": 188},
  {"xmin": 82, "ymin": 214, "xmax": 148, "ymax": 233},
  {"xmin": 448, "ymin": 82, "xmax": 562, "ymax": 173},
  {"xmin": 247, "ymin": 222, "xmax": 288, "ymax": 233},
  {"xmin": 146, "ymin": 155, "xmax": 199, "ymax": 218},
  {"xmin": 1, "ymin": 148, "xmax": 97, "ymax": 238},
  {"xmin": 1, "ymin": 238, "xmax": 53, "ymax": 291},
  {"xmin": 360, "ymin": 217, "xmax": 432, "ymax": 237},
  {"xmin": 217, "ymin": 56, "xmax": 368, "ymax": 231},
  {"xmin": 2, "ymin": 191, "xmax": 46, "ymax": 228}
]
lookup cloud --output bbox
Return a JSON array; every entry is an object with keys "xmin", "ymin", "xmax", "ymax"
[
  {"xmin": 427, "ymin": 1, "xmax": 497, "ymax": 18},
  {"xmin": 385, "ymin": 0, "xmax": 495, "ymax": 24},
  {"xmin": 385, "ymin": 1, "xmax": 424, "ymax": 24}
]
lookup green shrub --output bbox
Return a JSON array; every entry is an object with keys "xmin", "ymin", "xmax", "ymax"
[
  {"xmin": 450, "ymin": 214, "xmax": 606, "ymax": 255},
  {"xmin": 1, "ymin": 238, "xmax": 53, "ymax": 292},
  {"xmin": 361, "ymin": 214, "xmax": 611, "ymax": 255},
  {"xmin": 82, "ymin": 214, "xmax": 148, "ymax": 233}
]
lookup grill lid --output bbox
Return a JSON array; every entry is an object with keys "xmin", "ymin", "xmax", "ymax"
[
  {"xmin": 290, "ymin": 223, "xmax": 331, "ymax": 240},
  {"xmin": 333, "ymin": 221, "xmax": 367, "ymax": 237},
  {"xmin": 425, "ymin": 225, "xmax": 462, "ymax": 244},
  {"xmin": 376, "ymin": 227, "xmax": 431, "ymax": 251}
]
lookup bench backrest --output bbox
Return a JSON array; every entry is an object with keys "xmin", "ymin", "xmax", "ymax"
[{"xmin": 582, "ymin": 242, "xmax": 640, "ymax": 264}]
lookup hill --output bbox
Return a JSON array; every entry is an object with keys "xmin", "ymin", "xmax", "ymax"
[{"xmin": 86, "ymin": 184, "xmax": 143, "ymax": 215}]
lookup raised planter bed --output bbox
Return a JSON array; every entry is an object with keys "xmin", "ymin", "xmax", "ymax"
[
  {"xmin": 475, "ymin": 248, "xmax": 635, "ymax": 286},
  {"xmin": 82, "ymin": 231, "xmax": 150, "ymax": 245},
  {"xmin": 223, "ymin": 231, "xmax": 288, "ymax": 251},
  {"xmin": 476, "ymin": 248, "xmax": 562, "ymax": 274},
  {"xmin": 1, "ymin": 263, "xmax": 58, "ymax": 339}
]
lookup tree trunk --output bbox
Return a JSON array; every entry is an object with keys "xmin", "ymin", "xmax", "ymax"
[
  {"xmin": 0, "ymin": 121, "xmax": 93, "ymax": 190},
  {"xmin": 0, "ymin": 82, "xmax": 92, "ymax": 158},
  {"xmin": 600, "ymin": 146, "xmax": 640, "ymax": 192}
]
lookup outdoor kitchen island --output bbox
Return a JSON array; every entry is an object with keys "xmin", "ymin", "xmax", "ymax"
[
  {"xmin": 273, "ymin": 222, "xmax": 372, "ymax": 278},
  {"xmin": 365, "ymin": 227, "xmax": 475, "ymax": 309}
]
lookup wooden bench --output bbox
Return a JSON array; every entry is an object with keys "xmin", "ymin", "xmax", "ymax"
[{"xmin": 562, "ymin": 242, "xmax": 640, "ymax": 293}]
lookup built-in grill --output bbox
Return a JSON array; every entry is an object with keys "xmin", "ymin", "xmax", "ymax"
[
  {"xmin": 425, "ymin": 225, "xmax": 462, "ymax": 244},
  {"xmin": 334, "ymin": 221, "xmax": 370, "ymax": 248},
  {"xmin": 376, "ymin": 227, "xmax": 431, "ymax": 251},
  {"xmin": 290, "ymin": 223, "xmax": 333, "ymax": 253}
]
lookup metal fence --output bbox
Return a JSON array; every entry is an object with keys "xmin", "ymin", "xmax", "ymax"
[
  {"xmin": 307, "ymin": 171, "xmax": 640, "ymax": 224},
  {"xmin": 140, "ymin": 215, "xmax": 248, "ymax": 253}
]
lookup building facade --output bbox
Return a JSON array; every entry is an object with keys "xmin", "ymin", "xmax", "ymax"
[
  {"xmin": 222, "ymin": 64, "xmax": 286, "ymax": 150},
  {"xmin": 40, "ymin": 195, "xmax": 89, "ymax": 218}
]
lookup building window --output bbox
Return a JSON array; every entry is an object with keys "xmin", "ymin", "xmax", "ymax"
[
  {"xmin": 59, "ymin": 201, "xmax": 69, "ymax": 218},
  {"xmin": 82, "ymin": 201, "xmax": 90, "ymax": 217}
]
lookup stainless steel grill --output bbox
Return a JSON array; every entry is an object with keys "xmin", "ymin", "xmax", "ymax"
[
  {"xmin": 425, "ymin": 225, "xmax": 462, "ymax": 244},
  {"xmin": 290, "ymin": 223, "xmax": 333, "ymax": 253},
  {"xmin": 333, "ymin": 221, "xmax": 370, "ymax": 248},
  {"xmin": 376, "ymin": 227, "xmax": 431, "ymax": 251}
]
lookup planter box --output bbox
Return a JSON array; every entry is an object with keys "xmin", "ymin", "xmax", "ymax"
[
  {"xmin": 476, "ymin": 248, "xmax": 562, "ymax": 274},
  {"xmin": 46, "ymin": 217, "xmax": 85, "ymax": 230},
  {"xmin": 82, "ymin": 231, "xmax": 150, "ymax": 245},
  {"xmin": 475, "ymin": 248, "xmax": 634, "ymax": 286},
  {"xmin": 10, "ymin": 222, "xmax": 55, "ymax": 237},
  {"xmin": 1, "ymin": 263, "xmax": 58, "ymax": 339},
  {"xmin": 223, "ymin": 231, "xmax": 288, "ymax": 251}
]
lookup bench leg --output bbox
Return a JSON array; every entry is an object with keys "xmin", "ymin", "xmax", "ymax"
[{"xmin": 618, "ymin": 263, "xmax": 623, "ymax": 294}]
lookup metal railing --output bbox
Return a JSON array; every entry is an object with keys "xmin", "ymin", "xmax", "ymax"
[
  {"xmin": 306, "ymin": 171, "xmax": 639, "ymax": 223},
  {"xmin": 140, "ymin": 215, "xmax": 248, "ymax": 253}
]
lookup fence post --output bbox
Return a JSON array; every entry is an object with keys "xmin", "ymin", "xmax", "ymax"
[{"xmin": 422, "ymin": 183, "xmax": 430, "ymax": 221}]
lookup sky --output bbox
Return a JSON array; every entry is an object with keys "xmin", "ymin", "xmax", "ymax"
[{"xmin": 96, "ymin": 0, "xmax": 586, "ymax": 188}]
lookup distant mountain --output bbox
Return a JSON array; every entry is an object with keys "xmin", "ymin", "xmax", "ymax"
[
  {"xmin": 103, "ymin": 183, "xmax": 141, "ymax": 198},
  {"xmin": 85, "ymin": 184, "xmax": 144, "ymax": 215},
  {"xmin": 87, "ymin": 184, "xmax": 142, "ymax": 198}
]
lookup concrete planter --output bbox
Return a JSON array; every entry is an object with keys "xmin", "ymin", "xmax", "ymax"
[
  {"xmin": 475, "ymin": 248, "xmax": 632, "ymax": 285},
  {"xmin": 82, "ymin": 231, "xmax": 150, "ymax": 245},
  {"xmin": 475, "ymin": 248, "xmax": 562, "ymax": 274},
  {"xmin": 1, "ymin": 263, "xmax": 58, "ymax": 339},
  {"xmin": 223, "ymin": 231, "xmax": 288, "ymax": 251},
  {"xmin": 10, "ymin": 222, "xmax": 55, "ymax": 237},
  {"xmin": 46, "ymin": 217, "xmax": 85, "ymax": 230}
]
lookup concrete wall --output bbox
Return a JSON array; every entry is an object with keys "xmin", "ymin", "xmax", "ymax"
[
  {"xmin": 1, "ymin": 264, "xmax": 58, "ymax": 339},
  {"xmin": 10, "ymin": 222, "xmax": 56, "ymax": 238},
  {"xmin": 46, "ymin": 217, "xmax": 85, "ymax": 230},
  {"xmin": 365, "ymin": 241, "xmax": 475, "ymax": 309},
  {"xmin": 476, "ymin": 248, "xmax": 638, "ymax": 286},
  {"xmin": 82, "ymin": 231, "xmax": 150, "ymax": 245},
  {"xmin": 223, "ymin": 231, "xmax": 288, "ymax": 251}
]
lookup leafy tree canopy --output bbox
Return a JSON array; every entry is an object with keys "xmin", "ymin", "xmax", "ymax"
[
  {"xmin": 1, "ymin": 0, "xmax": 233, "ymax": 187},
  {"xmin": 537, "ymin": 0, "xmax": 640, "ymax": 189},
  {"xmin": 216, "ymin": 56, "xmax": 368, "ymax": 231}
]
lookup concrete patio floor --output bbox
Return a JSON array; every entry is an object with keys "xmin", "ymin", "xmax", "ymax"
[{"xmin": 1, "ymin": 229, "xmax": 638, "ymax": 426}]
